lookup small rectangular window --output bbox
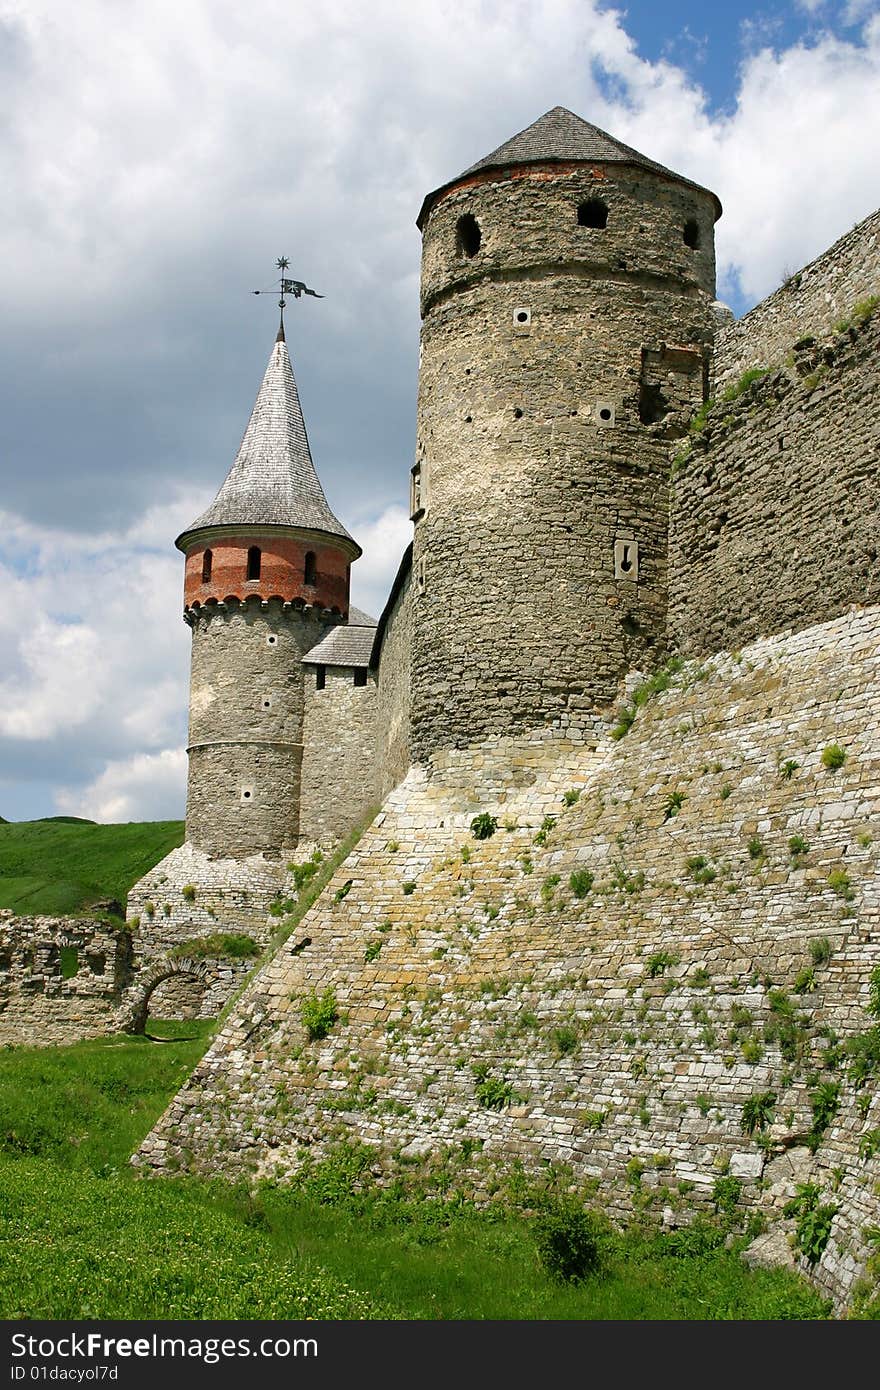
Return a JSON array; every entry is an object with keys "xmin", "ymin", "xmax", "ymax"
[
  {"xmin": 353, "ymin": 668, "xmax": 367, "ymax": 687},
  {"xmin": 315, "ymin": 665, "xmax": 326, "ymax": 690}
]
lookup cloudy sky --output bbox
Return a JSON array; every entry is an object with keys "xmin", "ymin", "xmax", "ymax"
[{"xmin": 1, "ymin": 0, "xmax": 879, "ymax": 824}]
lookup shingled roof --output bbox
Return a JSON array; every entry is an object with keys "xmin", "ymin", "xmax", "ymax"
[
  {"xmin": 176, "ymin": 336, "xmax": 357, "ymax": 553},
  {"xmin": 303, "ymin": 611, "xmax": 377, "ymax": 669},
  {"xmin": 417, "ymin": 105, "xmax": 721, "ymax": 228}
]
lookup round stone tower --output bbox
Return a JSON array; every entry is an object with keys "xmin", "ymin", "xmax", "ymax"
[
  {"xmin": 410, "ymin": 106, "xmax": 721, "ymax": 761},
  {"xmin": 176, "ymin": 326, "xmax": 360, "ymax": 856}
]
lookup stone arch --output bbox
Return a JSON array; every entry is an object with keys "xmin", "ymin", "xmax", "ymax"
[{"xmin": 115, "ymin": 956, "xmax": 211, "ymax": 1035}]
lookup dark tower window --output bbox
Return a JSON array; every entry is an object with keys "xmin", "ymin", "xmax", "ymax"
[
  {"xmin": 455, "ymin": 214, "xmax": 481, "ymax": 258},
  {"xmin": 683, "ymin": 219, "xmax": 700, "ymax": 249},
  {"xmin": 201, "ymin": 549, "xmax": 213, "ymax": 583},
  {"xmin": 304, "ymin": 551, "xmax": 317, "ymax": 585},
  {"xmin": 353, "ymin": 668, "xmax": 367, "ymax": 687},
  {"xmin": 315, "ymin": 665, "xmax": 326, "ymax": 690},
  {"xmin": 246, "ymin": 546, "xmax": 261, "ymax": 580},
  {"xmin": 577, "ymin": 198, "xmax": 608, "ymax": 229}
]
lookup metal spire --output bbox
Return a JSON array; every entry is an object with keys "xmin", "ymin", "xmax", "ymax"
[{"xmin": 252, "ymin": 256, "xmax": 324, "ymax": 342}]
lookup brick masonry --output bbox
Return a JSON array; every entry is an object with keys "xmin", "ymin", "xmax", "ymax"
[{"xmin": 138, "ymin": 605, "xmax": 880, "ymax": 1310}]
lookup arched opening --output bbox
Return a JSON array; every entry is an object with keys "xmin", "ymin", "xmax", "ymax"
[
  {"xmin": 683, "ymin": 219, "xmax": 700, "ymax": 250},
  {"xmin": 201, "ymin": 548, "xmax": 213, "ymax": 583},
  {"xmin": 246, "ymin": 546, "xmax": 261, "ymax": 581},
  {"xmin": 304, "ymin": 551, "xmax": 317, "ymax": 585},
  {"xmin": 455, "ymin": 213, "xmax": 481, "ymax": 258},
  {"xmin": 577, "ymin": 198, "xmax": 608, "ymax": 229}
]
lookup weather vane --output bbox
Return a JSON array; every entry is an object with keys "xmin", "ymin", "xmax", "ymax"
[{"xmin": 253, "ymin": 257, "xmax": 324, "ymax": 340}]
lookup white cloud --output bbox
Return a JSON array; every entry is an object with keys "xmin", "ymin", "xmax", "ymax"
[
  {"xmin": 347, "ymin": 504, "xmax": 412, "ymax": 620},
  {"xmin": 56, "ymin": 748, "xmax": 188, "ymax": 823}
]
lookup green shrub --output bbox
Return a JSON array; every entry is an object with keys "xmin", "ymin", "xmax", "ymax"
[
  {"xmin": 534, "ymin": 1197, "xmax": 604, "ymax": 1283},
  {"xmin": 300, "ymin": 988, "xmax": 339, "ymax": 1041},
  {"xmin": 847, "ymin": 1027, "xmax": 880, "ymax": 1088},
  {"xmin": 551, "ymin": 1025, "xmax": 579, "ymax": 1057},
  {"xmin": 562, "ymin": 789, "xmax": 581, "ymax": 807},
  {"xmin": 646, "ymin": 949, "xmax": 679, "ymax": 978},
  {"xmin": 569, "ymin": 869, "xmax": 594, "ymax": 898},
  {"xmin": 828, "ymin": 869, "xmax": 854, "ymax": 901},
  {"xmin": 713, "ymin": 1175, "xmax": 742, "ymax": 1216},
  {"xmin": 810, "ymin": 937, "xmax": 833, "ymax": 966},
  {"xmin": 401, "ymin": 881, "xmax": 416, "ymax": 896},
  {"xmin": 783, "ymin": 1183, "xmax": 838, "ymax": 1265},
  {"xmin": 794, "ymin": 967, "xmax": 816, "ymax": 995},
  {"xmin": 334, "ymin": 879, "xmax": 353, "ymax": 901},
  {"xmin": 741, "ymin": 1091, "xmax": 775, "ymax": 1135},
  {"xmin": 808, "ymin": 1082, "xmax": 839, "ymax": 1151},
  {"xmin": 533, "ymin": 815, "xmax": 556, "ymax": 846},
  {"xmin": 821, "ymin": 744, "xmax": 847, "ymax": 771},
  {"xmin": 721, "ymin": 366, "xmax": 769, "ymax": 403},
  {"xmin": 747, "ymin": 835, "xmax": 764, "ymax": 861},
  {"xmin": 181, "ymin": 884, "xmax": 196, "ymax": 902},
  {"xmin": 788, "ymin": 835, "xmax": 809, "ymax": 861},
  {"xmin": 858, "ymin": 1128, "xmax": 880, "ymax": 1161},
  {"xmin": 663, "ymin": 790, "xmax": 686, "ymax": 821},
  {"xmin": 472, "ymin": 1066, "xmax": 517, "ymax": 1110},
  {"xmin": 686, "ymin": 854, "xmax": 716, "ymax": 885},
  {"xmin": 779, "ymin": 759, "xmax": 799, "ymax": 780},
  {"xmin": 470, "ymin": 813, "xmax": 498, "ymax": 840},
  {"xmin": 363, "ymin": 939, "xmax": 384, "ymax": 964},
  {"xmin": 171, "ymin": 933, "xmax": 258, "ymax": 961}
]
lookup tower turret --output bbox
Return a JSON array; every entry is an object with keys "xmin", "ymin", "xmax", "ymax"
[
  {"xmin": 177, "ymin": 326, "xmax": 360, "ymax": 855},
  {"xmin": 410, "ymin": 106, "xmax": 721, "ymax": 761}
]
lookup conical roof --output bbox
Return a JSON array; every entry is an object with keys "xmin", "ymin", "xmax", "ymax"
[
  {"xmin": 417, "ymin": 105, "xmax": 721, "ymax": 228},
  {"xmin": 176, "ymin": 335, "xmax": 357, "ymax": 553}
]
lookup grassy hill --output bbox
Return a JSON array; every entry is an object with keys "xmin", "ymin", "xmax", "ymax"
[{"xmin": 0, "ymin": 817, "xmax": 184, "ymax": 916}]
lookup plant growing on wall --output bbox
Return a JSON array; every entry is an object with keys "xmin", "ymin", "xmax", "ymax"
[
  {"xmin": 470, "ymin": 813, "xmax": 498, "ymax": 840},
  {"xmin": 300, "ymin": 987, "xmax": 339, "ymax": 1041},
  {"xmin": 783, "ymin": 1183, "xmax": 838, "ymax": 1265}
]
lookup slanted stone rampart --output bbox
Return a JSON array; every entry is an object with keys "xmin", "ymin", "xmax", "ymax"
[{"xmin": 138, "ymin": 604, "xmax": 880, "ymax": 1310}]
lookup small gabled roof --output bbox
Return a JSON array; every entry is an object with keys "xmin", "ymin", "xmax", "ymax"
[
  {"xmin": 176, "ymin": 335, "xmax": 357, "ymax": 554},
  {"xmin": 303, "ymin": 611, "xmax": 377, "ymax": 669},
  {"xmin": 417, "ymin": 105, "xmax": 721, "ymax": 228}
]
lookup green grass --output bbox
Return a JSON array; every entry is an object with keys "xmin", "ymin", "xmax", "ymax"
[
  {"xmin": 0, "ymin": 817, "xmax": 184, "ymax": 914},
  {"xmin": 0, "ymin": 1031, "xmax": 836, "ymax": 1320}
]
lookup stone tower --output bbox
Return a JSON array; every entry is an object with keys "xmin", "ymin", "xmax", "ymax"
[
  {"xmin": 410, "ymin": 107, "xmax": 721, "ymax": 761},
  {"xmin": 175, "ymin": 326, "xmax": 361, "ymax": 856}
]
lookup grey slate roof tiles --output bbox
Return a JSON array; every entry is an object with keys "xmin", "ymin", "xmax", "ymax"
[
  {"xmin": 418, "ymin": 105, "xmax": 721, "ymax": 227},
  {"xmin": 303, "ymin": 612, "xmax": 377, "ymax": 669},
  {"xmin": 177, "ymin": 338, "xmax": 356, "ymax": 550}
]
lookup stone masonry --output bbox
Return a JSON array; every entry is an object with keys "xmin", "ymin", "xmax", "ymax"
[
  {"xmin": 0, "ymin": 911, "xmax": 134, "ymax": 1046},
  {"xmin": 670, "ymin": 309, "xmax": 880, "ymax": 658},
  {"xmin": 139, "ymin": 605, "xmax": 880, "ymax": 1310}
]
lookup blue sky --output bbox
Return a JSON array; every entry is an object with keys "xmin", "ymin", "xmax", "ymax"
[{"xmin": 0, "ymin": 0, "xmax": 878, "ymax": 823}]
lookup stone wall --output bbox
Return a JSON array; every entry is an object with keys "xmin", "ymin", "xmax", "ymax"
[
  {"xmin": 186, "ymin": 599, "xmax": 330, "ymax": 854},
  {"xmin": 371, "ymin": 559, "xmax": 413, "ymax": 804},
  {"xmin": 670, "ymin": 309, "xmax": 880, "ymax": 658},
  {"xmin": 411, "ymin": 163, "xmax": 719, "ymax": 762},
  {"xmin": 714, "ymin": 207, "xmax": 880, "ymax": 392},
  {"xmin": 126, "ymin": 842, "xmax": 282, "ymax": 1017},
  {"xmin": 299, "ymin": 666, "xmax": 378, "ymax": 844},
  {"xmin": 0, "ymin": 912, "xmax": 133, "ymax": 1045},
  {"xmin": 138, "ymin": 603, "xmax": 880, "ymax": 1310}
]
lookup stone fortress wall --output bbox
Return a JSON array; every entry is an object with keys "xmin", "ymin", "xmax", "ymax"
[
  {"xmin": 299, "ymin": 665, "xmax": 377, "ymax": 844},
  {"xmin": 139, "ymin": 605, "xmax": 880, "ymax": 1311},
  {"xmin": 669, "ymin": 308, "xmax": 880, "ymax": 658},
  {"xmin": 713, "ymin": 208, "xmax": 880, "ymax": 393}
]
